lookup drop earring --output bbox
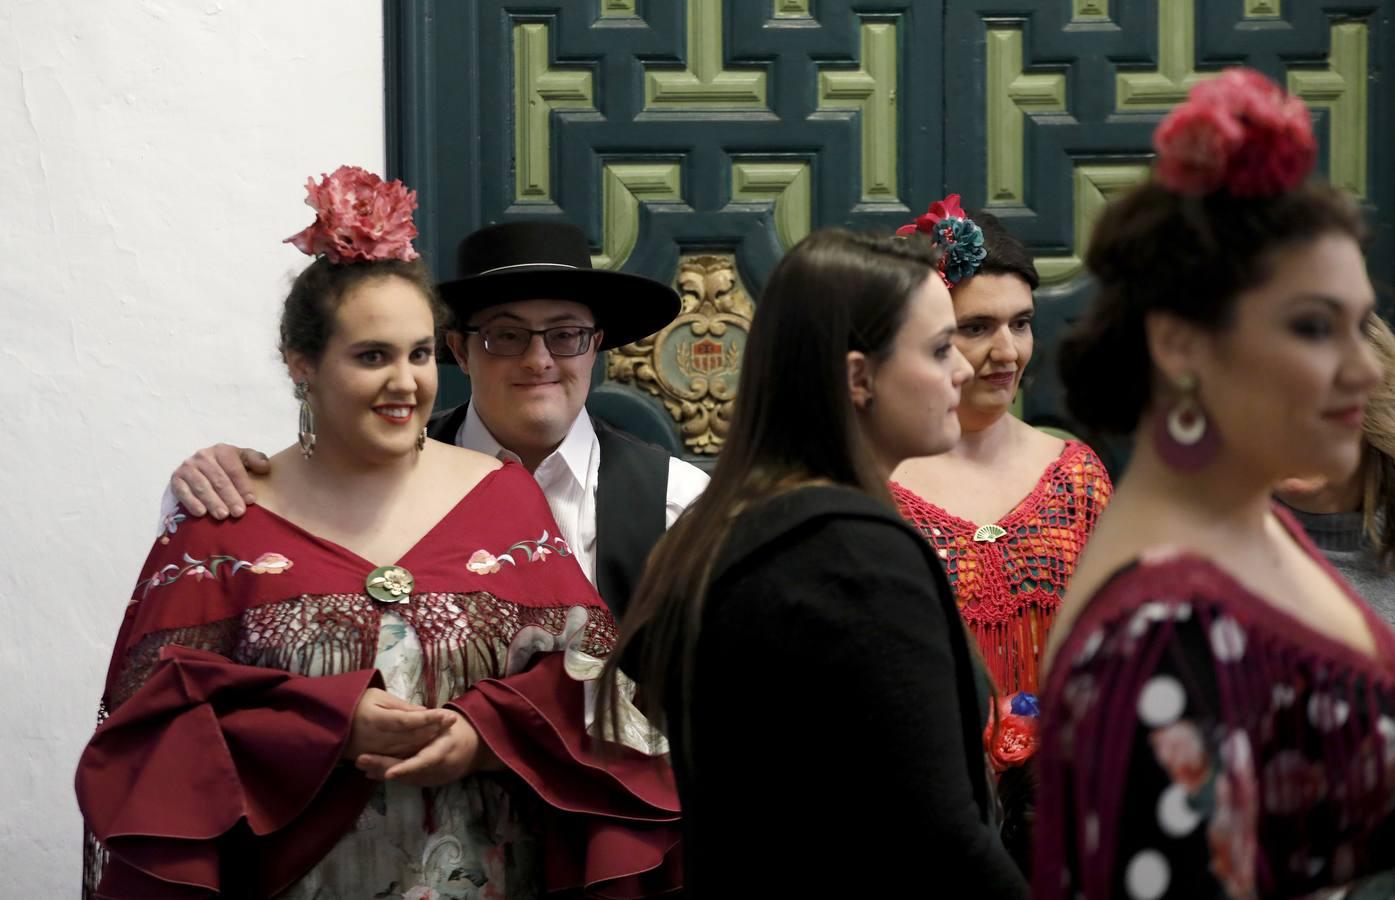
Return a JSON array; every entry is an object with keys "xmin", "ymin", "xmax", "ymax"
[
  {"xmin": 1153, "ymin": 373, "xmax": 1220, "ymax": 471},
  {"xmin": 295, "ymin": 381, "xmax": 316, "ymax": 459}
]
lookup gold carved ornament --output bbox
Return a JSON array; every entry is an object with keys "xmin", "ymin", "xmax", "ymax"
[{"xmin": 606, "ymin": 255, "xmax": 755, "ymax": 455}]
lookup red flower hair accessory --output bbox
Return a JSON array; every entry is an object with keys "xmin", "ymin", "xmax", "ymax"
[
  {"xmin": 284, "ymin": 165, "xmax": 420, "ymax": 264},
  {"xmin": 896, "ymin": 193, "xmax": 986, "ymax": 287},
  {"xmin": 1153, "ymin": 67, "xmax": 1316, "ymax": 197}
]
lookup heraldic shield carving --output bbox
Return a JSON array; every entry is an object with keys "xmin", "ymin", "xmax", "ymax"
[{"xmin": 607, "ymin": 254, "xmax": 754, "ymax": 456}]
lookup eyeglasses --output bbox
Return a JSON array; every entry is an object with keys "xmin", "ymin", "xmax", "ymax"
[{"xmin": 461, "ymin": 324, "xmax": 598, "ymax": 358}]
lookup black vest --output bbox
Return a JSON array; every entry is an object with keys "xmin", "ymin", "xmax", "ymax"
[{"xmin": 427, "ymin": 404, "xmax": 670, "ymax": 618}]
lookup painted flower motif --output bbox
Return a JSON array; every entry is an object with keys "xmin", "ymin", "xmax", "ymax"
[
  {"xmin": 467, "ymin": 550, "xmax": 502, "ymax": 575},
  {"xmin": 283, "ymin": 165, "xmax": 420, "ymax": 264},
  {"xmin": 189, "ymin": 565, "xmax": 209, "ymax": 582},
  {"xmin": 249, "ymin": 552, "xmax": 293, "ymax": 574},
  {"xmin": 1208, "ymin": 730, "xmax": 1259, "ymax": 898},
  {"xmin": 402, "ymin": 887, "xmax": 439, "ymax": 900},
  {"xmin": 1150, "ymin": 720, "xmax": 1212, "ymax": 793}
]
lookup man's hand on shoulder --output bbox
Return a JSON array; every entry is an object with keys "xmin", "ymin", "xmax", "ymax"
[{"xmin": 171, "ymin": 444, "xmax": 270, "ymax": 519}]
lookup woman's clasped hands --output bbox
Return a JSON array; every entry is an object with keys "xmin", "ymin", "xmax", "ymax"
[{"xmin": 343, "ymin": 687, "xmax": 502, "ymax": 788}]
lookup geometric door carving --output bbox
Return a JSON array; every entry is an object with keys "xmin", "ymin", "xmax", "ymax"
[{"xmin": 388, "ymin": 0, "xmax": 1395, "ymax": 470}]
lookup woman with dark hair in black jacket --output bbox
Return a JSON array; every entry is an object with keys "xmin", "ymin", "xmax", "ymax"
[{"xmin": 597, "ymin": 228, "xmax": 1030, "ymax": 898}]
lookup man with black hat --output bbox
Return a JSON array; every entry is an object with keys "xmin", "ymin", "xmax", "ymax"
[{"xmin": 166, "ymin": 221, "xmax": 708, "ymax": 618}]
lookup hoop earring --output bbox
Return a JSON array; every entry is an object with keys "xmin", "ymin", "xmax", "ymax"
[
  {"xmin": 1153, "ymin": 373, "xmax": 1220, "ymax": 471},
  {"xmin": 416, "ymin": 427, "xmax": 427, "ymax": 452},
  {"xmin": 295, "ymin": 381, "xmax": 316, "ymax": 459}
]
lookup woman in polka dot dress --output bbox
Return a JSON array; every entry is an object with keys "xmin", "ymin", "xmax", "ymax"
[{"xmin": 1035, "ymin": 70, "xmax": 1395, "ymax": 899}]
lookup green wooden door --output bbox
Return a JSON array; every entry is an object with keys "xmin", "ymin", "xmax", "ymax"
[{"xmin": 388, "ymin": 0, "xmax": 1395, "ymax": 471}]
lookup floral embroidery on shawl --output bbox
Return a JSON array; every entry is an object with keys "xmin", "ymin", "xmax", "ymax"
[
  {"xmin": 466, "ymin": 531, "xmax": 571, "ymax": 575},
  {"xmin": 135, "ymin": 550, "xmax": 293, "ymax": 599},
  {"xmin": 158, "ymin": 511, "xmax": 188, "ymax": 544}
]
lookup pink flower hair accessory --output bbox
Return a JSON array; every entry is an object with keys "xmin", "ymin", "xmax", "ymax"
[
  {"xmin": 284, "ymin": 165, "xmax": 420, "ymax": 264},
  {"xmin": 1153, "ymin": 67, "xmax": 1316, "ymax": 197}
]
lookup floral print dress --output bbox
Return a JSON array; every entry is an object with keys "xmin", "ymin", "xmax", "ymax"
[
  {"xmin": 1034, "ymin": 519, "xmax": 1395, "ymax": 900},
  {"xmin": 283, "ymin": 610, "xmax": 546, "ymax": 900}
]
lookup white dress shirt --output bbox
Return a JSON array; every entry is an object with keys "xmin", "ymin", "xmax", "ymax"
[{"xmin": 457, "ymin": 403, "xmax": 709, "ymax": 585}]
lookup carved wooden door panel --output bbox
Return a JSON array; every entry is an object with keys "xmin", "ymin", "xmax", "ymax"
[{"xmin": 388, "ymin": 0, "xmax": 1395, "ymax": 470}]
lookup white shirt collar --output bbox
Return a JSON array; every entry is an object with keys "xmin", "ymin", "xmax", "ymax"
[{"xmin": 458, "ymin": 401, "xmax": 596, "ymax": 488}]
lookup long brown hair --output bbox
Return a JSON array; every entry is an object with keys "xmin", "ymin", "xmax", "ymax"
[{"xmin": 595, "ymin": 229, "xmax": 941, "ymax": 756}]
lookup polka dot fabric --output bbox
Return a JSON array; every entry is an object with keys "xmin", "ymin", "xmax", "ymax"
[
  {"xmin": 891, "ymin": 440, "xmax": 1112, "ymax": 693},
  {"xmin": 1033, "ymin": 526, "xmax": 1395, "ymax": 900}
]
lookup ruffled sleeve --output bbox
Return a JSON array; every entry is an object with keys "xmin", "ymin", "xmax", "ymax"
[
  {"xmin": 78, "ymin": 647, "xmax": 380, "ymax": 898},
  {"xmin": 450, "ymin": 612, "xmax": 681, "ymax": 899},
  {"xmin": 78, "ymin": 512, "xmax": 381, "ymax": 898}
]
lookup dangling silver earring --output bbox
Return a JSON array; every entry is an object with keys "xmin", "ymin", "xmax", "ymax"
[
  {"xmin": 416, "ymin": 427, "xmax": 427, "ymax": 452},
  {"xmin": 295, "ymin": 381, "xmax": 316, "ymax": 459}
]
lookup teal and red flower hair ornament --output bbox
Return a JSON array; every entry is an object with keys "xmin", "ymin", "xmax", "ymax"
[{"xmin": 897, "ymin": 193, "xmax": 986, "ymax": 287}]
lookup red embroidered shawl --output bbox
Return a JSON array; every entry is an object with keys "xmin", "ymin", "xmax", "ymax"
[{"xmin": 77, "ymin": 462, "xmax": 679, "ymax": 899}]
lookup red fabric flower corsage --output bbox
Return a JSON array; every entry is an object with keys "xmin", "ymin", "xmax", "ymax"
[
  {"xmin": 1153, "ymin": 67, "xmax": 1316, "ymax": 198},
  {"xmin": 284, "ymin": 165, "xmax": 420, "ymax": 264},
  {"xmin": 985, "ymin": 691, "xmax": 1040, "ymax": 774}
]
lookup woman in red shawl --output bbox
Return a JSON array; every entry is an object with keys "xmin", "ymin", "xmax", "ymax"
[
  {"xmin": 890, "ymin": 198, "xmax": 1112, "ymax": 697},
  {"xmin": 76, "ymin": 167, "xmax": 677, "ymax": 899}
]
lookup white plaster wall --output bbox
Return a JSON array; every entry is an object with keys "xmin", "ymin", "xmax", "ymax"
[{"xmin": 0, "ymin": 1, "xmax": 384, "ymax": 893}]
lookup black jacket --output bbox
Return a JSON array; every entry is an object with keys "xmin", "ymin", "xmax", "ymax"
[{"xmin": 667, "ymin": 485, "xmax": 1029, "ymax": 898}]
